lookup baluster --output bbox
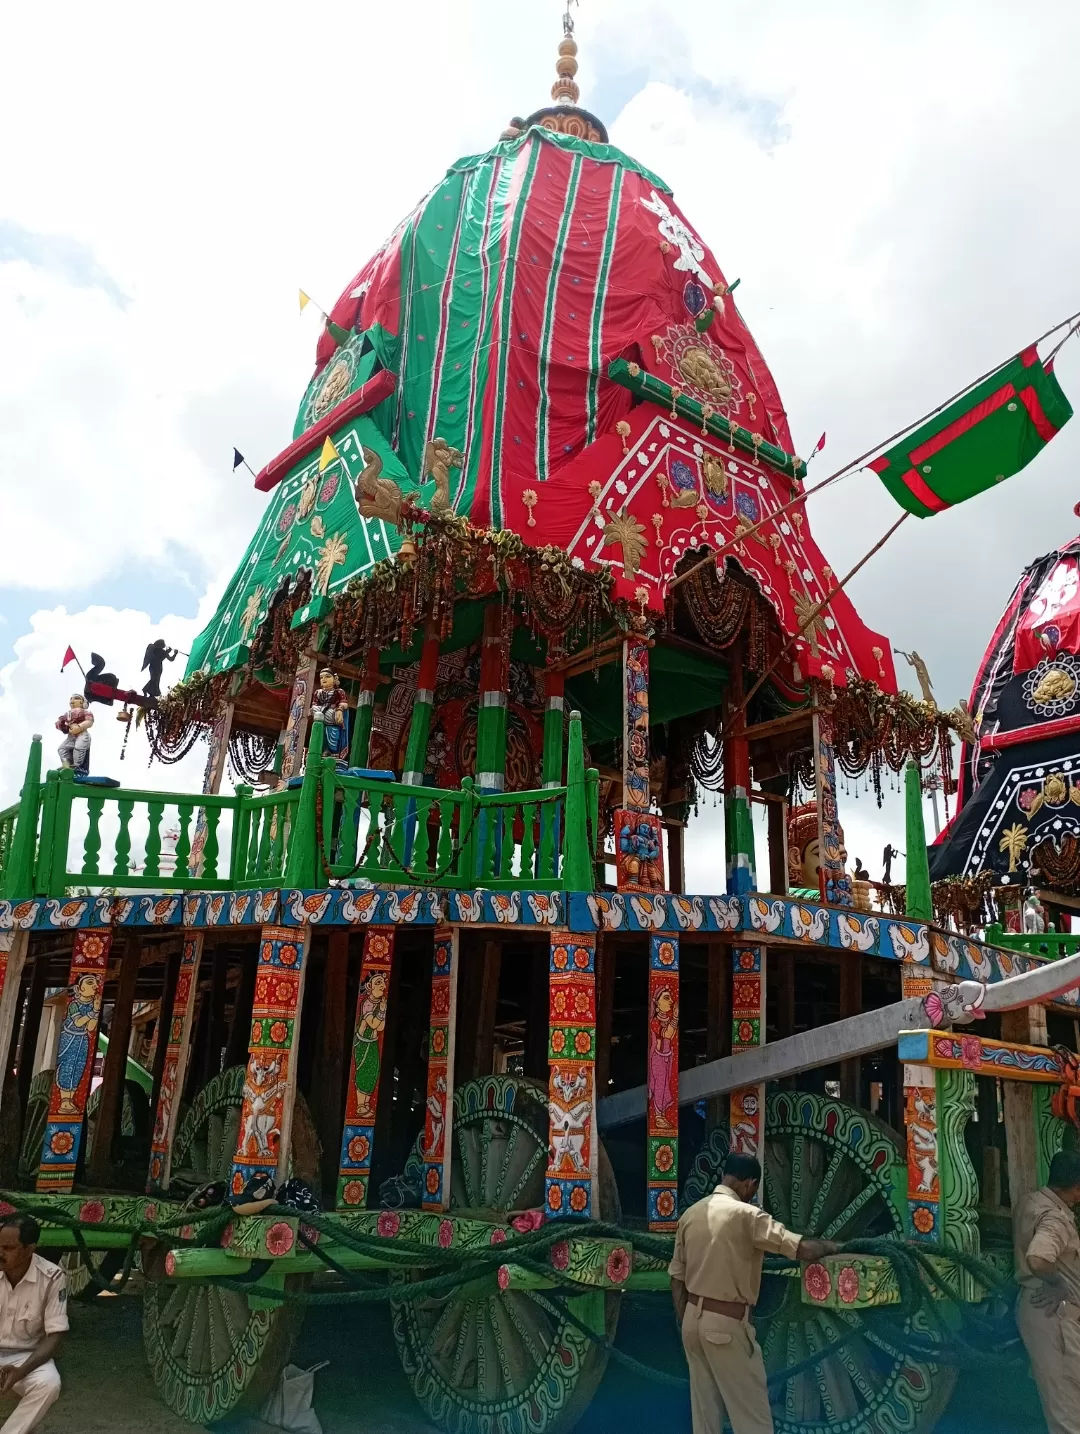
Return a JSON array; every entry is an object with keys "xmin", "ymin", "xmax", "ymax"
[
  {"xmin": 112, "ymin": 798, "xmax": 134, "ymax": 878},
  {"xmin": 144, "ymin": 801, "xmax": 164, "ymax": 881},
  {"xmin": 538, "ymin": 801, "xmax": 555, "ymax": 880},
  {"xmin": 389, "ymin": 795, "xmax": 411, "ymax": 874},
  {"xmin": 482, "ymin": 803, "xmax": 498, "ymax": 883},
  {"xmin": 499, "ymin": 804, "xmax": 515, "ymax": 880},
  {"xmin": 201, "ymin": 806, "xmax": 221, "ymax": 882},
  {"xmin": 256, "ymin": 805, "xmax": 274, "ymax": 880},
  {"xmin": 361, "ymin": 796, "xmax": 385, "ymax": 876},
  {"xmin": 435, "ymin": 800, "xmax": 454, "ymax": 878},
  {"xmin": 82, "ymin": 797, "xmax": 104, "ymax": 877},
  {"xmin": 174, "ymin": 803, "xmax": 194, "ymax": 879},
  {"xmin": 520, "ymin": 802, "xmax": 536, "ymax": 882},
  {"xmin": 244, "ymin": 807, "xmax": 261, "ymax": 881},
  {"xmin": 269, "ymin": 800, "xmax": 287, "ymax": 880},
  {"xmin": 337, "ymin": 785, "xmax": 360, "ymax": 872},
  {"xmin": 411, "ymin": 799, "xmax": 432, "ymax": 879}
]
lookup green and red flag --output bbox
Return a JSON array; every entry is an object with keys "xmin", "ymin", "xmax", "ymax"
[{"xmin": 869, "ymin": 346, "xmax": 1072, "ymax": 518}]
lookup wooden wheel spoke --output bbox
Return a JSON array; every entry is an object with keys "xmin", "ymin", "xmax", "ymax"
[
  {"xmin": 476, "ymin": 1299, "xmax": 498, "ymax": 1401},
  {"xmin": 790, "ymin": 1133, "xmax": 808, "ymax": 1230},
  {"xmin": 820, "ymin": 1182, "xmax": 881, "ymax": 1242},
  {"xmin": 504, "ymin": 1290, "xmax": 553, "ymax": 1368},
  {"xmin": 451, "ymin": 1300, "xmax": 479, "ymax": 1389},
  {"xmin": 490, "ymin": 1293, "xmax": 529, "ymax": 1393},
  {"xmin": 502, "ymin": 1141, "xmax": 546, "ymax": 1211},
  {"xmin": 813, "ymin": 1311, "xmax": 877, "ymax": 1409},
  {"xmin": 806, "ymin": 1147, "xmax": 845, "ymax": 1236}
]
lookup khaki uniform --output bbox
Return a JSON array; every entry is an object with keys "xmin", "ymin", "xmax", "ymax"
[
  {"xmin": 668, "ymin": 1183, "xmax": 802, "ymax": 1434},
  {"xmin": 1014, "ymin": 1186, "xmax": 1080, "ymax": 1434},
  {"xmin": 0, "ymin": 1255, "xmax": 67, "ymax": 1434}
]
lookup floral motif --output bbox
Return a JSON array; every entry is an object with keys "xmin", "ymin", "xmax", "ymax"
[
  {"xmin": 278, "ymin": 944, "xmax": 299, "ymax": 968},
  {"xmin": 654, "ymin": 1143, "xmax": 675, "ymax": 1174},
  {"xmin": 804, "ymin": 1263, "xmax": 832, "ymax": 1302},
  {"xmin": 655, "ymin": 1189, "xmax": 676, "ymax": 1220},
  {"xmin": 497, "ymin": 1265, "xmax": 511, "ymax": 1291},
  {"xmin": 49, "ymin": 1130, "xmax": 75, "ymax": 1156},
  {"xmin": 78, "ymin": 1200, "xmax": 105, "ymax": 1224},
  {"xmin": 837, "ymin": 1266, "xmax": 861, "ymax": 1305},
  {"xmin": 490, "ymin": 1228, "xmax": 507, "ymax": 1245},
  {"xmin": 569, "ymin": 1185, "xmax": 588, "ymax": 1213},
  {"xmin": 438, "ymin": 1219, "xmax": 454, "ymax": 1249},
  {"xmin": 550, "ymin": 1240, "xmax": 570, "ymax": 1271},
  {"xmin": 552, "ymin": 946, "xmax": 569, "ymax": 970},
  {"xmin": 606, "ymin": 1247, "xmax": 631, "ymax": 1285},
  {"xmin": 342, "ymin": 1181, "xmax": 365, "ymax": 1207},
  {"xmin": 912, "ymin": 1205, "xmax": 936, "ymax": 1235},
  {"xmin": 377, "ymin": 1211, "xmax": 400, "ymax": 1238},
  {"xmin": 265, "ymin": 1222, "xmax": 294, "ymax": 1257},
  {"xmin": 573, "ymin": 1030, "xmax": 591, "ymax": 1055},
  {"xmin": 348, "ymin": 1134, "xmax": 370, "ymax": 1164},
  {"xmin": 269, "ymin": 1021, "xmax": 288, "ymax": 1045},
  {"xmin": 547, "ymin": 1185, "xmax": 563, "ymax": 1213}
]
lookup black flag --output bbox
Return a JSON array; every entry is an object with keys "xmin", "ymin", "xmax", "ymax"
[{"xmin": 232, "ymin": 447, "xmax": 246, "ymax": 470}]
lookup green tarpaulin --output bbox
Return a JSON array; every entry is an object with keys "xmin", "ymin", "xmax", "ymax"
[{"xmin": 870, "ymin": 346, "xmax": 1072, "ymax": 518}]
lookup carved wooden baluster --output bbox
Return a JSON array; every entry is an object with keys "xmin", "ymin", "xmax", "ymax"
[
  {"xmin": 201, "ymin": 805, "xmax": 221, "ymax": 882},
  {"xmin": 144, "ymin": 800, "xmax": 164, "ymax": 881},
  {"xmin": 520, "ymin": 802, "xmax": 536, "ymax": 882},
  {"xmin": 82, "ymin": 797, "xmax": 104, "ymax": 877},
  {"xmin": 113, "ymin": 797, "xmax": 134, "ymax": 878},
  {"xmin": 336, "ymin": 783, "xmax": 361, "ymax": 871},
  {"xmin": 435, "ymin": 800, "xmax": 455, "ymax": 876},
  {"xmin": 538, "ymin": 801, "xmax": 556, "ymax": 881},
  {"xmin": 411, "ymin": 798, "xmax": 432, "ymax": 879},
  {"xmin": 499, "ymin": 805, "xmax": 515, "ymax": 880},
  {"xmin": 174, "ymin": 803, "xmax": 194, "ymax": 879}
]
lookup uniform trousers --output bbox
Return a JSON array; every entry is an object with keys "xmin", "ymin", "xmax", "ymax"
[
  {"xmin": 681, "ymin": 1302, "xmax": 773, "ymax": 1434},
  {"xmin": 1017, "ymin": 1291, "xmax": 1080, "ymax": 1434}
]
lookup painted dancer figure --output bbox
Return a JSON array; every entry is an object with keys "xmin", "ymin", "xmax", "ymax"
[
  {"xmin": 351, "ymin": 970, "xmax": 389, "ymax": 1120},
  {"xmin": 669, "ymin": 1152, "xmax": 839, "ymax": 1434},
  {"xmin": 54, "ymin": 976, "xmax": 101, "ymax": 1117},
  {"xmin": 1013, "ymin": 1149, "xmax": 1080, "ymax": 1434},
  {"xmin": 310, "ymin": 668, "xmax": 350, "ymax": 759},
  {"xmin": 647, "ymin": 986, "xmax": 678, "ymax": 1129},
  {"xmin": 55, "ymin": 696, "xmax": 93, "ymax": 776},
  {"xmin": 0, "ymin": 1216, "xmax": 67, "ymax": 1433}
]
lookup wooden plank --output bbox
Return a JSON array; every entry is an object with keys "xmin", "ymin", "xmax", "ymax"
[
  {"xmin": 898, "ymin": 1028, "xmax": 1060, "ymax": 1082},
  {"xmin": 706, "ymin": 938, "xmax": 730, "ymax": 1127},
  {"xmin": 148, "ymin": 945, "xmax": 180, "ymax": 1129},
  {"xmin": 0, "ymin": 931, "xmax": 29, "ymax": 1133},
  {"xmin": 647, "ymin": 935, "xmax": 679, "ymax": 1230},
  {"xmin": 16, "ymin": 953, "xmax": 50, "ymax": 1119},
  {"xmin": 667, "ymin": 824, "xmax": 685, "ymax": 895},
  {"xmin": 225, "ymin": 944, "xmax": 259, "ymax": 1070},
  {"xmin": 313, "ymin": 930, "xmax": 350, "ymax": 1199},
  {"xmin": 147, "ymin": 935, "xmax": 204, "ymax": 1190},
  {"xmin": 88, "ymin": 935, "xmax": 143, "ymax": 1183},
  {"xmin": 202, "ymin": 944, "xmax": 229, "ymax": 1083},
  {"xmin": 767, "ymin": 798, "xmax": 789, "ymax": 896},
  {"xmin": 546, "ymin": 930, "xmax": 598, "ymax": 1219}
]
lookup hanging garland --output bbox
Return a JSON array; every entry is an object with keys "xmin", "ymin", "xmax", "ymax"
[
  {"xmin": 227, "ymin": 730, "xmax": 278, "ymax": 785},
  {"xmin": 143, "ymin": 671, "xmax": 230, "ymax": 766}
]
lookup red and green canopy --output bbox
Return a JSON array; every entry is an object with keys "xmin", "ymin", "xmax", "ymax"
[{"xmin": 870, "ymin": 346, "xmax": 1072, "ymax": 518}]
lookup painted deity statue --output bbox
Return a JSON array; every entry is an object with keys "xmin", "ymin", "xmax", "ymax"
[
  {"xmin": 619, "ymin": 815, "xmax": 664, "ymax": 890},
  {"xmin": 647, "ymin": 985, "xmax": 678, "ymax": 1129},
  {"xmin": 55, "ymin": 973, "xmax": 102, "ymax": 1115},
  {"xmin": 56, "ymin": 694, "xmax": 94, "ymax": 775},
  {"xmin": 310, "ymin": 668, "xmax": 350, "ymax": 759},
  {"xmin": 787, "ymin": 802, "xmax": 849, "ymax": 895},
  {"xmin": 351, "ymin": 969, "xmax": 390, "ymax": 1120}
]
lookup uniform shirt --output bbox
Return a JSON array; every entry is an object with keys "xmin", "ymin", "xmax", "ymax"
[
  {"xmin": 1014, "ymin": 1186, "xmax": 1080, "ymax": 1302},
  {"xmin": 0, "ymin": 1256, "xmax": 69, "ymax": 1353},
  {"xmin": 668, "ymin": 1183, "xmax": 803, "ymax": 1306}
]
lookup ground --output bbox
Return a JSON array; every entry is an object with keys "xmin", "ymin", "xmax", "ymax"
[{"xmin": 13, "ymin": 1289, "xmax": 1048, "ymax": 1434}]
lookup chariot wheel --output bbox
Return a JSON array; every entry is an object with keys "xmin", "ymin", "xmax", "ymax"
[
  {"xmin": 684, "ymin": 1091, "xmax": 956, "ymax": 1434},
  {"xmin": 142, "ymin": 1065, "xmax": 319, "ymax": 1425},
  {"xmin": 392, "ymin": 1074, "xmax": 621, "ymax": 1434}
]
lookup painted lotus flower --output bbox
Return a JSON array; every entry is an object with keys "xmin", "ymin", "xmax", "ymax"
[
  {"xmin": 654, "ymin": 1143, "xmax": 675, "ymax": 1174},
  {"xmin": 343, "ymin": 1181, "xmax": 365, "ymax": 1207},
  {"xmin": 606, "ymin": 1247, "xmax": 631, "ymax": 1284},
  {"xmin": 498, "ymin": 1265, "xmax": 511, "ymax": 1291},
  {"xmin": 837, "ymin": 1267, "xmax": 860, "ymax": 1305},
  {"xmin": 438, "ymin": 1219, "xmax": 454, "ymax": 1248},
  {"xmin": 490, "ymin": 1228, "xmax": 507, "ymax": 1245},
  {"xmin": 377, "ymin": 1211, "xmax": 400, "ymax": 1238},
  {"xmin": 265, "ymin": 1222, "xmax": 294, "ymax": 1257},
  {"xmin": 804, "ymin": 1263, "xmax": 832, "ymax": 1302},
  {"xmin": 79, "ymin": 1200, "xmax": 105, "ymax": 1224},
  {"xmin": 550, "ymin": 1241, "xmax": 570, "ymax": 1271},
  {"xmin": 913, "ymin": 1206, "xmax": 935, "ymax": 1235}
]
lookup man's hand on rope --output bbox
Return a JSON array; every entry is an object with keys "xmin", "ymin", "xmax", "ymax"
[{"xmin": 796, "ymin": 1238, "xmax": 842, "ymax": 1262}]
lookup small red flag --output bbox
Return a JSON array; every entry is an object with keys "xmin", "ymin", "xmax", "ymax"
[
  {"xmin": 812, "ymin": 432, "xmax": 827, "ymax": 456},
  {"xmin": 61, "ymin": 646, "xmax": 78, "ymax": 672}
]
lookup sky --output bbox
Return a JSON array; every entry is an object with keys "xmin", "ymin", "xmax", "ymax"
[{"xmin": 2, "ymin": 0, "xmax": 1079, "ymax": 888}]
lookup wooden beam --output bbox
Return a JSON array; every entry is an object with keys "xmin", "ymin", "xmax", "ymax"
[
  {"xmin": 225, "ymin": 947, "xmax": 259, "ymax": 1070},
  {"xmin": 313, "ymin": 931, "xmax": 351, "ymax": 1200},
  {"xmin": 17, "ymin": 955, "xmax": 50, "ymax": 1117},
  {"xmin": 743, "ymin": 710, "xmax": 817, "ymax": 744},
  {"xmin": 667, "ymin": 824, "xmax": 685, "ymax": 895},
  {"xmin": 149, "ymin": 946, "xmax": 180, "ymax": 1125},
  {"xmin": 767, "ymin": 798, "xmax": 788, "ymax": 896},
  {"xmin": 524, "ymin": 943, "xmax": 550, "ymax": 1081},
  {"xmin": 89, "ymin": 936, "xmax": 143, "ymax": 1183},
  {"xmin": 203, "ymin": 945, "xmax": 229, "ymax": 1084}
]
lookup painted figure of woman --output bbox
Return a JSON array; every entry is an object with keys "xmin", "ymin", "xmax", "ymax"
[
  {"xmin": 311, "ymin": 668, "xmax": 350, "ymax": 758},
  {"xmin": 55, "ymin": 974, "xmax": 102, "ymax": 1116},
  {"xmin": 352, "ymin": 970, "xmax": 390, "ymax": 1120},
  {"xmin": 647, "ymin": 985, "xmax": 678, "ymax": 1129}
]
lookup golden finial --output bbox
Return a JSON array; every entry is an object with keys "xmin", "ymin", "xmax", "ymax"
[{"xmin": 552, "ymin": 0, "xmax": 580, "ymax": 106}]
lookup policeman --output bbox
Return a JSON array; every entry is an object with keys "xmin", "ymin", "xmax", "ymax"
[
  {"xmin": 1014, "ymin": 1149, "xmax": 1080, "ymax": 1434},
  {"xmin": 0, "ymin": 1216, "xmax": 66, "ymax": 1433},
  {"xmin": 668, "ymin": 1152, "xmax": 840, "ymax": 1434}
]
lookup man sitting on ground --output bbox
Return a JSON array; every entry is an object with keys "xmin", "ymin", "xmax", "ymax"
[{"xmin": 0, "ymin": 1216, "xmax": 67, "ymax": 1433}]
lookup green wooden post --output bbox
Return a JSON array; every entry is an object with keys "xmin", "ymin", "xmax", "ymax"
[
  {"xmin": 3, "ymin": 738, "xmax": 42, "ymax": 900},
  {"xmin": 33, "ymin": 769, "xmax": 60, "ymax": 896},
  {"xmin": 284, "ymin": 755, "xmax": 323, "ymax": 889},
  {"xmin": 562, "ymin": 712, "xmax": 594, "ymax": 893},
  {"xmin": 230, "ymin": 786, "xmax": 253, "ymax": 886},
  {"xmin": 586, "ymin": 767, "xmax": 599, "ymax": 875},
  {"xmin": 48, "ymin": 770, "xmax": 76, "ymax": 897},
  {"xmin": 348, "ymin": 646, "xmax": 380, "ymax": 769},
  {"xmin": 905, "ymin": 762, "xmax": 933, "ymax": 922},
  {"xmin": 476, "ymin": 600, "xmax": 509, "ymax": 794},
  {"xmin": 541, "ymin": 670, "xmax": 565, "ymax": 787},
  {"xmin": 402, "ymin": 625, "xmax": 440, "ymax": 785},
  {"xmin": 458, "ymin": 777, "xmax": 478, "ymax": 883}
]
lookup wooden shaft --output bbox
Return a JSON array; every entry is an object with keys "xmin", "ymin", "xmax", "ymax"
[
  {"xmin": 89, "ymin": 936, "xmax": 143, "ymax": 1182},
  {"xmin": 149, "ymin": 946, "xmax": 180, "ymax": 1119},
  {"xmin": 17, "ymin": 955, "xmax": 51, "ymax": 1117},
  {"xmin": 203, "ymin": 946, "xmax": 229, "ymax": 1084}
]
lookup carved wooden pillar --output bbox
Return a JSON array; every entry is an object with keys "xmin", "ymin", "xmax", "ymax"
[
  {"xmin": 337, "ymin": 928, "xmax": 396, "ymax": 1209},
  {"xmin": 545, "ymin": 930, "xmax": 597, "ymax": 1220},
  {"xmin": 647, "ymin": 935, "xmax": 679, "ymax": 1231},
  {"xmin": 421, "ymin": 926, "xmax": 460, "ymax": 1212},
  {"xmin": 37, "ymin": 931, "xmax": 111, "ymax": 1192},
  {"xmin": 88, "ymin": 935, "xmax": 143, "ymax": 1184},
  {"xmin": 147, "ymin": 935, "xmax": 204, "ymax": 1190},
  {"xmin": 729, "ymin": 947, "xmax": 766, "ymax": 1173},
  {"xmin": 615, "ymin": 637, "xmax": 663, "ymax": 891},
  {"xmin": 229, "ymin": 925, "xmax": 312, "ymax": 1195},
  {"xmin": 812, "ymin": 705, "xmax": 852, "ymax": 907}
]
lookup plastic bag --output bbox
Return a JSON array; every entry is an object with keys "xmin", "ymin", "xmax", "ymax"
[{"xmin": 261, "ymin": 1361, "xmax": 329, "ymax": 1433}]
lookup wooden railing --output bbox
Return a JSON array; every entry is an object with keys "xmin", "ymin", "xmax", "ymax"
[
  {"xmin": 0, "ymin": 715, "xmax": 596, "ymax": 900},
  {"xmin": 984, "ymin": 923, "xmax": 1080, "ymax": 961}
]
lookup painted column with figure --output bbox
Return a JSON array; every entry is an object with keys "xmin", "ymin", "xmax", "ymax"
[
  {"xmin": 337, "ymin": 928, "xmax": 396, "ymax": 1208},
  {"xmin": 37, "ymin": 930, "xmax": 111, "ymax": 1192},
  {"xmin": 147, "ymin": 934, "xmax": 204, "ymax": 1191},
  {"xmin": 812, "ymin": 702, "xmax": 853, "ymax": 907},
  {"xmin": 421, "ymin": 926, "xmax": 460, "ymax": 1212},
  {"xmin": 229, "ymin": 925, "xmax": 312, "ymax": 1199},
  {"xmin": 647, "ymin": 935, "xmax": 680, "ymax": 1231},
  {"xmin": 615, "ymin": 635, "xmax": 664, "ymax": 892},
  {"xmin": 546, "ymin": 930, "xmax": 598, "ymax": 1219}
]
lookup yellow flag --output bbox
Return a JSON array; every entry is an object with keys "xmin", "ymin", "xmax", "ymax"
[
  {"xmin": 299, "ymin": 289, "xmax": 311, "ymax": 313},
  {"xmin": 319, "ymin": 436, "xmax": 340, "ymax": 472}
]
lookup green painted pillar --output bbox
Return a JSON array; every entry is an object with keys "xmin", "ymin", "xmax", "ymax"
[
  {"xmin": 541, "ymin": 669, "xmax": 565, "ymax": 788},
  {"xmin": 905, "ymin": 762, "xmax": 933, "ymax": 922},
  {"xmin": 723, "ymin": 658, "xmax": 756, "ymax": 895},
  {"xmin": 475, "ymin": 600, "xmax": 508, "ymax": 794},
  {"xmin": 562, "ymin": 712, "xmax": 594, "ymax": 893},
  {"xmin": 402, "ymin": 624, "xmax": 440, "ymax": 786},
  {"xmin": 348, "ymin": 646, "xmax": 380, "ymax": 768},
  {"xmin": 3, "ymin": 737, "xmax": 42, "ymax": 900}
]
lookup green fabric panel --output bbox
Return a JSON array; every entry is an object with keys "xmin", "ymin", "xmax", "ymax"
[
  {"xmin": 186, "ymin": 416, "xmax": 413, "ymax": 678},
  {"xmin": 448, "ymin": 126, "xmax": 672, "ymax": 199},
  {"xmin": 565, "ymin": 643, "xmax": 729, "ymax": 742},
  {"xmin": 292, "ymin": 324, "xmax": 400, "ymax": 442},
  {"xmin": 904, "ymin": 762, "xmax": 933, "ymax": 921},
  {"xmin": 875, "ymin": 353, "xmax": 1072, "ymax": 518}
]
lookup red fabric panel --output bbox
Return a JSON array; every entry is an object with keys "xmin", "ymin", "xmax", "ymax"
[
  {"xmin": 868, "ymin": 455, "xmax": 891, "ymax": 474},
  {"xmin": 254, "ymin": 370, "xmax": 398, "ymax": 492},
  {"xmin": 312, "ymin": 222, "xmax": 408, "ymax": 376},
  {"xmin": 907, "ymin": 381, "xmax": 1016, "ymax": 465},
  {"xmin": 898, "ymin": 467, "xmax": 950, "ymax": 513},
  {"xmin": 1020, "ymin": 382, "xmax": 1060, "ymax": 444},
  {"xmin": 1013, "ymin": 557, "xmax": 1080, "ymax": 672},
  {"xmin": 1020, "ymin": 345, "xmax": 1039, "ymax": 367},
  {"xmin": 981, "ymin": 711, "xmax": 1080, "ymax": 752}
]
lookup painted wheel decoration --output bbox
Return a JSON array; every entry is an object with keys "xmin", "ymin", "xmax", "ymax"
[
  {"xmin": 143, "ymin": 1066, "xmax": 318, "ymax": 1425},
  {"xmin": 393, "ymin": 1075, "xmax": 620, "ymax": 1434},
  {"xmin": 683, "ymin": 1093, "xmax": 957, "ymax": 1434}
]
